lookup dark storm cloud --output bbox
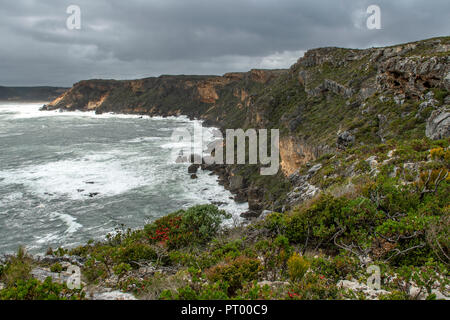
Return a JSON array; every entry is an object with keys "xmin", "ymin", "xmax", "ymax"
[{"xmin": 0, "ymin": 0, "xmax": 449, "ymax": 86}]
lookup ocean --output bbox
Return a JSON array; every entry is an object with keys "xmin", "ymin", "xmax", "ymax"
[{"xmin": 0, "ymin": 103, "xmax": 247, "ymax": 254}]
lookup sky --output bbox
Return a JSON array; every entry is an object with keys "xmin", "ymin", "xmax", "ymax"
[{"xmin": 0, "ymin": 0, "xmax": 449, "ymax": 86}]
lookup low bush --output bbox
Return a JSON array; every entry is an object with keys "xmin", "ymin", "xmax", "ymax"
[
  {"xmin": 287, "ymin": 253, "xmax": 310, "ymax": 282},
  {"xmin": 0, "ymin": 277, "xmax": 84, "ymax": 300},
  {"xmin": 1, "ymin": 247, "xmax": 32, "ymax": 287},
  {"xmin": 206, "ymin": 256, "xmax": 261, "ymax": 296},
  {"xmin": 145, "ymin": 205, "xmax": 231, "ymax": 249}
]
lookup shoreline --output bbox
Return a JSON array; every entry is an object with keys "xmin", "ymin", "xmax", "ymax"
[
  {"xmin": 0, "ymin": 103, "xmax": 249, "ymax": 255},
  {"xmin": 39, "ymin": 104, "xmax": 259, "ymax": 218}
]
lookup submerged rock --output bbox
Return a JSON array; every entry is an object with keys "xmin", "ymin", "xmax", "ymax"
[{"xmin": 188, "ymin": 163, "xmax": 200, "ymax": 174}]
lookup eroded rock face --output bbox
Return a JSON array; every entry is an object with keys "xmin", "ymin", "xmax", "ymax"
[
  {"xmin": 285, "ymin": 178, "xmax": 319, "ymax": 210},
  {"xmin": 285, "ymin": 170, "xmax": 320, "ymax": 210},
  {"xmin": 308, "ymin": 79, "xmax": 354, "ymax": 98},
  {"xmin": 292, "ymin": 38, "xmax": 449, "ymax": 102},
  {"xmin": 229, "ymin": 175, "xmax": 244, "ymax": 191},
  {"xmin": 376, "ymin": 55, "xmax": 449, "ymax": 97},
  {"xmin": 279, "ymin": 137, "xmax": 321, "ymax": 176},
  {"xmin": 426, "ymin": 108, "xmax": 450, "ymax": 140},
  {"xmin": 197, "ymin": 83, "xmax": 219, "ymax": 103}
]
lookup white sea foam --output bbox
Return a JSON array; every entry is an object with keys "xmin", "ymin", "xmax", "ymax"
[
  {"xmin": 0, "ymin": 150, "xmax": 153, "ymax": 200},
  {"xmin": 181, "ymin": 170, "xmax": 248, "ymax": 221},
  {"xmin": 35, "ymin": 232, "xmax": 60, "ymax": 244},
  {"xmin": 49, "ymin": 212, "xmax": 82, "ymax": 234},
  {"xmin": 125, "ymin": 136, "xmax": 163, "ymax": 143},
  {"xmin": 0, "ymin": 103, "xmax": 198, "ymax": 122}
]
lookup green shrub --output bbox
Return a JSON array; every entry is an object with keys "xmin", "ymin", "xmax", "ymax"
[
  {"xmin": 261, "ymin": 212, "xmax": 289, "ymax": 236},
  {"xmin": 116, "ymin": 243, "xmax": 158, "ymax": 264},
  {"xmin": 113, "ymin": 263, "xmax": 132, "ymax": 285},
  {"xmin": 287, "ymin": 253, "xmax": 310, "ymax": 282},
  {"xmin": 206, "ymin": 256, "xmax": 261, "ymax": 296},
  {"xmin": 255, "ymin": 235, "xmax": 292, "ymax": 280},
  {"xmin": 160, "ymin": 281, "xmax": 230, "ymax": 300},
  {"xmin": 50, "ymin": 263, "xmax": 63, "ymax": 273},
  {"xmin": 0, "ymin": 277, "xmax": 84, "ymax": 300},
  {"xmin": 145, "ymin": 205, "xmax": 231, "ymax": 249},
  {"xmin": 286, "ymin": 194, "xmax": 382, "ymax": 251},
  {"xmin": 310, "ymin": 254, "xmax": 358, "ymax": 282},
  {"xmin": 181, "ymin": 205, "xmax": 231, "ymax": 244},
  {"xmin": 1, "ymin": 247, "xmax": 32, "ymax": 287},
  {"xmin": 287, "ymin": 272, "xmax": 339, "ymax": 300}
]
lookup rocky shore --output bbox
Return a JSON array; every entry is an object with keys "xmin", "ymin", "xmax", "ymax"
[
  {"xmin": 39, "ymin": 37, "xmax": 450, "ymax": 218},
  {"xmin": 1, "ymin": 37, "xmax": 448, "ymax": 301}
]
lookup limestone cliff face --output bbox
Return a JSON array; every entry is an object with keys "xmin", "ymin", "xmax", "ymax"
[
  {"xmin": 291, "ymin": 38, "xmax": 450, "ymax": 100},
  {"xmin": 279, "ymin": 137, "xmax": 321, "ymax": 176}
]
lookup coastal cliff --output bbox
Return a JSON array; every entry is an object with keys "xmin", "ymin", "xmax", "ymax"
[{"xmin": 43, "ymin": 36, "xmax": 450, "ymax": 215}]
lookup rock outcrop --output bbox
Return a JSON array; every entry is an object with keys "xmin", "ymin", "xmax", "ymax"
[{"xmin": 426, "ymin": 108, "xmax": 450, "ymax": 139}]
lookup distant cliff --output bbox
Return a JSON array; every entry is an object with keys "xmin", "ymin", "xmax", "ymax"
[
  {"xmin": 43, "ymin": 70, "xmax": 287, "ymax": 128},
  {"xmin": 43, "ymin": 36, "xmax": 450, "ymax": 214},
  {"xmin": 0, "ymin": 86, "xmax": 68, "ymax": 102}
]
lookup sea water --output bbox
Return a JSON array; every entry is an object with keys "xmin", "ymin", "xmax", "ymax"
[{"xmin": 0, "ymin": 103, "xmax": 247, "ymax": 254}]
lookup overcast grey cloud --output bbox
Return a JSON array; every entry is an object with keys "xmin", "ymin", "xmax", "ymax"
[{"xmin": 0, "ymin": 0, "xmax": 449, "ymax": 86}]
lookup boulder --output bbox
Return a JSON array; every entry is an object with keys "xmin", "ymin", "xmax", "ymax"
[
  {"xmin": 337, "ymin": 279, "xmax": 390, "ymax": 300},
  {"xmin": 240, "ymin": 211, "xmax": 260, "ymax": 219},
  {"xmin": 286, "ymin": 173, "xmax": 320, "ymax": 208},
  {"xmin": 365, "ymin": 156, "xmax": 378, "ymax": 170},
  {"xmin": 426, "ymin": 108, "xmax": 450, "ymax": 140},
  {"xmin": 91, "ymin": 290, "xmax": 137, "ymax": 300},
  {"xmin": 257, "ymin": 210, "xmax": 273, "ymax": 221},
  {"xmin": 337, "ymin": 131, "xmax": 355, "ymax": 149},
  {"xmin": 188, "ymin": 164, "xmax": 200, "ymax": 174},
  {"xmin": 307, "ymin": 163, "xmax": 322, "ymax": 176}
]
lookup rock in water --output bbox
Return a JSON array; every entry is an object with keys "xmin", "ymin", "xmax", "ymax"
[{"xmin": 188, "ymin": 164, "xmax": 200, "ymax": 174}]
